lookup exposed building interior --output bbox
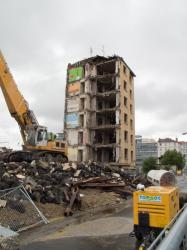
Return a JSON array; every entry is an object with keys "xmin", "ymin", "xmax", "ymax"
[{"xmin": 64, "ymin": 55, "xmax": 135, "ymax": 166}]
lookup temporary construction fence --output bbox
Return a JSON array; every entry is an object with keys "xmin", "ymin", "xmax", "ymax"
[{"xmin": 0, "ymin": 185, "xmax": 48, "ymax": 232}]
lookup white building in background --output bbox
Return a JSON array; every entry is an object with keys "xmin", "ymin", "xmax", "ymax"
[
  {"xmin": 179, "ymin": 141, "xmax": 187, "ymax": 167},
  {"xmin": 136, "ymin": 137, "xmax": 187, "ymax": 170},
  {"xmin": 157, "ymin": 138, "xmax": 180, "ymax": 158}
]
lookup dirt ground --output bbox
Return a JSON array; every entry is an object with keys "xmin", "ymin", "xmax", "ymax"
[
  {"xmin": 80, "ymin": 189, "xmax": 123, "ymax": 210},
  {"xmin": 37, "ymin": 188, "xmax": 126, "ymax": 219}
]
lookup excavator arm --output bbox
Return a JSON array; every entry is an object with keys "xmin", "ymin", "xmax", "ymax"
[
  {"xmin": 0, "ymin": 51, "xmax": 38, "ymax": 144},
  {"xmin": 0, "ymin": 50, "xmax": 68, "ymax": 163}
]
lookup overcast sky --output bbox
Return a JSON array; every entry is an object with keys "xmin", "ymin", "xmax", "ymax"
[{"xmin": 0, "ymin": 0, "xmax": 187, "ymax": 148}]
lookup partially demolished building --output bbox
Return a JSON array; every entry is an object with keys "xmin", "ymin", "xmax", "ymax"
[{"xmin": 64, "ymin": 55, "xmax": 135, "ymax": 167}]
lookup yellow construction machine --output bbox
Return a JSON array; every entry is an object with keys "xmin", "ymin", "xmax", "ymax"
[
  {"xmin": 0, "ymin": 51, "xmax": 68, "ymax": 162},
  {"xmin": 133, "ymin": 170, "xmax": 179, "ymax": 248},
  {"xmin": 133, "ymin": 185, "xmax": 179, "ymax": 240}
]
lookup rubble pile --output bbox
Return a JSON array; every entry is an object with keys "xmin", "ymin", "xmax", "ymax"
[
  {"xmin": 0, "ymin": 147, "xmax": 12, "ymax": 162},
  {"xmin": 0, "ymin": 160, "xmax": 143, "ymax": 215}
]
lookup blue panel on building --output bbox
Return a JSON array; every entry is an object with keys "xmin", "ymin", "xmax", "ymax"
[{"xmin": 65, "ymin": 114, "xmax": 79, "ymax": 128}]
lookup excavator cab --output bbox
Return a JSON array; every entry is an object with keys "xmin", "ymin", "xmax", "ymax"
[{"xmin": 25, "ymin": 125, "xmax": 48, "ymax": 147}]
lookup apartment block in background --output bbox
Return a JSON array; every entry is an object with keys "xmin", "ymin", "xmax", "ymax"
[
  {"xmin": 64, "ymin": 55, "xmax": 135, "ymax": 167},
  {"xmin": 179, "ymin": 141, "xmax": 187, "ymax": 167},
  {"xmin": 135, "ymin": 136, "xmax": 158, "ymax": 172},
  {"xmin": 158, "ymin": 138, "xmax": 187, "ymax": 167},
  {"xmin": 158, "ymin": 138, "xmax": 180, "ymax": 158}
]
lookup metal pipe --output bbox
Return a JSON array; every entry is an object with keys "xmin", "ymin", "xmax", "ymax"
[{"xmin": 156, "ymin": 206, "xmax": 187, "ymax": 250}]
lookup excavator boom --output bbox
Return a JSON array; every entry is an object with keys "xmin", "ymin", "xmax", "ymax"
[
  {"xmin": 0, "ymin": 50, "xmax": 68, "ymax": 163},
  {"xmin": 0, "ymin": 51, "xmax": 38, "ymax": 143}
]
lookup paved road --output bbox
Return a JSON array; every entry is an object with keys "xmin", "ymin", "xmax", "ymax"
[
  {"xmin": 177, "ymin": 175, "xmax": 187, "ymax": 193},
  {"xmin": 21, "ymin": 202, "xmax": 138, "ymax": 250},
  {"xmin": 21, "ymin": 234, "xmax": 137, "ymax": 250}
]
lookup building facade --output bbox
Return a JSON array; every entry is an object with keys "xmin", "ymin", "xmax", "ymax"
[
  {"xmin": 157, "ymin": 138, "xmax": 180, "ymax": 158},
  {"xmin": 135, "ymin": 136, "xmax": 158, "ymax": 172},
  {"xmin": 179, "ymin": 141, "xmax": 187, "ymax": 167},
  {"xmin": 141, "ymin": 138, "xmax": 158, "ymax": 159},
  {"xmin": 135, "ymin": 135, "xmax": 143, "ymax": 171},
  {"xmin": 136, "ymin": 136, "xmax": 187, "ymax": 171},
  {"xmin": 64, "ymin": 55, "xmax": 135, "ymax": 166}
]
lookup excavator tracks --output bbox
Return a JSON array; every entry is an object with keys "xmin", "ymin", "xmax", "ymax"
[{"xmin": 7, "ymin": 150, "xmax": 68, "ymax": 163}]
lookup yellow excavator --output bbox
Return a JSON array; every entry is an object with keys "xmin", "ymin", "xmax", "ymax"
[{"xmin": 0, "ymin": 50, "xmax": 68, "ymax": 162}]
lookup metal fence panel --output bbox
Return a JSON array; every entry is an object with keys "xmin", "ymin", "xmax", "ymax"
[{"xmin": 0, "ymin": 185, "xmax": 48, "ymax": 232}]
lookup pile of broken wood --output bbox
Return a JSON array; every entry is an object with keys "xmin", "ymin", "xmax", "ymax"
[{"xmin": 0, "ymin": 160, "xmax": 145, "ymax": 216}]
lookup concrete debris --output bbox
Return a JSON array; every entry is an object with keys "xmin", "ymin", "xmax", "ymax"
[
  {"xmin": 63, "ymin": 162, "xmax": 77, "ymax": 171},
  {"xmin": 0, "ymin": 147, "xmax": 12, "ymax": 162},
  {"xmin": 0, "ymin": 199, "xmax": 7, "ymax": 208},
  {"xmin": 71, "ymin": 162, "xmax": 77, "ymax": 170},
  {"xmin": 112, "ymin": 173, "xmax": 121, "ymax": 178},
  {"xmin": 0, "ymin": 160, "xmax": 145, "ymax": 216},
  {"xmin": 74, "ymin": 170, "xmax": 81, "ymax": 177},
  {"xmin": 16, "ymin": 174, "xmax": 25, "ymax": 179},
  {"xmin": 63, "ymin": 163, "xmax": 72, "ymax": 171}
]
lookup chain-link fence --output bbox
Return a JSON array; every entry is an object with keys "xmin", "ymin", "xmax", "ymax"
[{"xmin": 0, "ymin": 185, "xmax": 48, "ymax": 232}]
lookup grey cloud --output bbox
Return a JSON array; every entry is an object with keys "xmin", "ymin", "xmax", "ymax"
[{"xmin": 136, "ymin": 80, "xmax": 187, "ymax": 119}]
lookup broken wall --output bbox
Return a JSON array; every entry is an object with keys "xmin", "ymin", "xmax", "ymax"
[
  {"xmin": 67, "ymin": 97, "xmax": 79, "ymax": 112},
  {"xmin": 67, "ymin": 130, "xmax": 78, "ymax": 145},
  {"xmin": 68, "ymin": 147, "xmax": 78, "ymax": 161}
]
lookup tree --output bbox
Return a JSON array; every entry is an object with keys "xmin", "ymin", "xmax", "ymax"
[
  {"xmin": 160, "ymin": 150, "xmax": 185, "ymax": 170},
  {"xmin": 142, "ymin": 157, "xmax": 157, "ymax": 174}
]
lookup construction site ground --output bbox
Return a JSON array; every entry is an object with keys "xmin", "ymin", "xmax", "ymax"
[
  {"xmin": 36, "ymin": 188, "xmax": 125, "ymax": 219},
  {"xmin": 19, "ymin": 198, "xmax": 139, "ymax": 250},
  {"xmin": 18, "ymin": 175, "xmax": 187, "ymax": 250}
]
